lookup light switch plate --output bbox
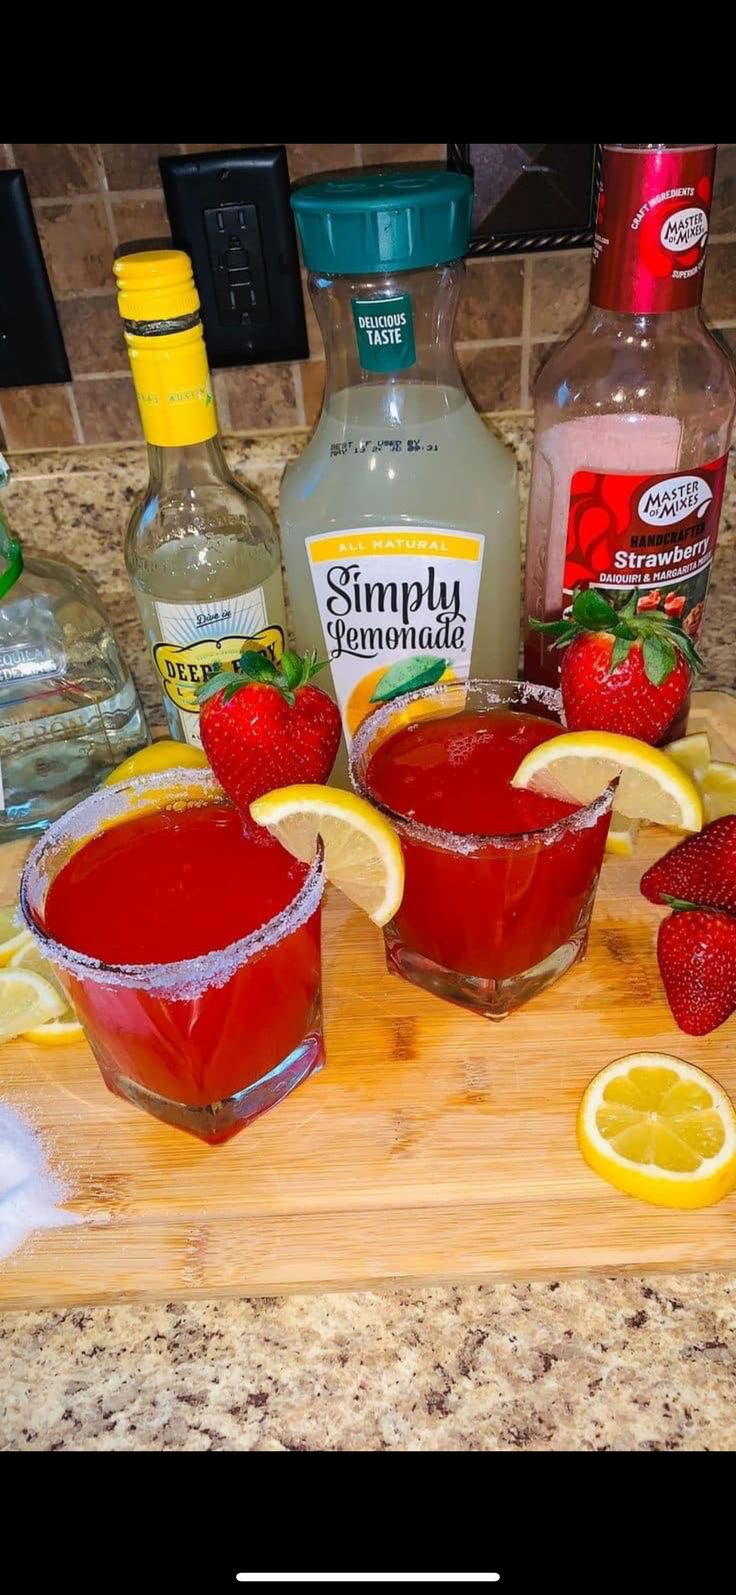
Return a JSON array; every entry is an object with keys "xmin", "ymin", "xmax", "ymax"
[
  {"xmin": 159, "ymin": 146, "xmax": 308, "ymax": 369},
  {"xmin": 0, "ymin": 170, "xmax": 71, "ymax": 388}
]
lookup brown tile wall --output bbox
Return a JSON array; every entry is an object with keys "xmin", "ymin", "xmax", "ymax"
[{"xmin": 1, "ymin": 141, "xmax": 734, "ymax": 448}]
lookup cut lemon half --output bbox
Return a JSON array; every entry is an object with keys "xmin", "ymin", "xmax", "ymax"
[
  {"xmin": 700, "ymin": 760, "xmax": 736, "ymax": 822},
  {"xmin": 664, "ymin": 731, "xmax": 711, "ymax": 783},
  {"xmin": 250, "ymin": 783, "xmax": 405, "ymax": 927},
  {"xmin": 22, "ymin": 1016, "xmax": 84, "ymax": 1045},
  {"xmin": 512, "ymin": 730, "xmax": 703, "ymax": 833},
  {"xmin": 0, "ymin": 968, "xmax": 66, "ymax": 1046},
  {"xmin": 103, "ymin": 739, "xmax": 209, "ymax": 786},
  {"xmin": 9, "ymin": 933, "xmax": 69, "ymax": 1005},
  {"xmin": 0, "ymin": 904, "xmax": 32, "ymax": 967},
  {"xmin": 578, "ymin": 1053, "xmax": 736, "ymax": 1209}
]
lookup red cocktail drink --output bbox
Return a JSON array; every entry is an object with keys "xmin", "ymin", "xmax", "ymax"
[
  {"xmin": 20, "ymin": 770, "xmax": 324, "ymax": 1141},
  {"xmin": 351, "ymin": 681, "xmax": 614, "ymax": 1017}
]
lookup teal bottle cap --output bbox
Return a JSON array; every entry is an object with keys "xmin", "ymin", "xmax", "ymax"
[{"xmin": 291, "ymin": 168, "xmax": 474, "ymax": 276}]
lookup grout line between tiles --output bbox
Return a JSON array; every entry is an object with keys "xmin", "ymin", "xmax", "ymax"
[
  {"xmin": 354, "ymin": 144, "xmax": 364, "ymax": 165},
  {"xmin": 291, "ymin": 364, "xmax": 306, "ymax": 427},
  {"xmin": 33, "ymin": 188, "xmax": 164, "ymax": 208},
  {"xmin": 66, "ymin": 385, "xmax": 85, "ymax": 445},
  {"xmin": 456, "ymin": 338, "xmax": 523, "ymax": 351},
  {"xmin": 213, "ymin": 374, "xmax": 231, "ymax": 431},
  {"xmin": 102, "ymin": 191, "xmax": 119, "ymax": 253},
  {"xmin": 74, "ymin": 371, "xmax": 130, "ymax": 382}
]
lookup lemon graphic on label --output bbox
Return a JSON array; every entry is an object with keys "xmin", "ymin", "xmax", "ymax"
[{"xmin": 346, "ymin": 657, "xmax": 458, "ymax": 738}]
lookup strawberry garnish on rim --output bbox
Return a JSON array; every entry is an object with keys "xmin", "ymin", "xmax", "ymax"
[
  {"xmin": 531, "ymin": 587, "xmax": 702, "ymax": 744},
  {"xmin": 196, "ymin": 646, "xmax": 342, "ymax": 815}
]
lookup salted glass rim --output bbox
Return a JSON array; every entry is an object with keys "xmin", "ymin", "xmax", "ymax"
[
  {"xmin": 19, "ymin": 767, "xmax": 325, "ymax": 999},
  {"xmin": 350, "ymin": 678, "xmax": 617, "ymax": 855}
]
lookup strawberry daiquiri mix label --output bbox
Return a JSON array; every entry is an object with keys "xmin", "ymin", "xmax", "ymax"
[
  {"xmin": 562, "ymin": 457, "xmax": 729, "ymax": 641},
  {"xmin": 306, "ymin": 526, "xmax": 485, "ymax": 743}
]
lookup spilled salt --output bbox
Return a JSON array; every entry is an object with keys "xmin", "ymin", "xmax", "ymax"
[{"xmin": 0, "ymin": 1100, "xmax": 82, "ymax": 1263}]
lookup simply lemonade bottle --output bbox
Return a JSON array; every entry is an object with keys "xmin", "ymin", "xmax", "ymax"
[
  {"xmin": 280, "ymin": 170, "xmax": 520, "ymax": 763},
  {"xmin": 114, "ymin": 250, "xmax": 286, "ymax": 748}
]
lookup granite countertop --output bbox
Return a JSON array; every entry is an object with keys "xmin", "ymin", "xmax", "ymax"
[{"xmin": 1, "ymin": 420, "xmax": 736, "ymax": 1453}]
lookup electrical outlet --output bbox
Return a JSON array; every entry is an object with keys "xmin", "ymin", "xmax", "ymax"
[
  {"xmin": 159, "ymin": 146, "xmax": 308, "ymax": 369},
  {"xmin": 0, "ymin": 170, "xmax": 71, "ymax": 388}
]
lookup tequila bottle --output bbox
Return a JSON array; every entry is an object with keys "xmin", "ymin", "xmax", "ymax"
[{"xmin": 0, "ymin": 456, "xmax": 149, "ymax": 838}]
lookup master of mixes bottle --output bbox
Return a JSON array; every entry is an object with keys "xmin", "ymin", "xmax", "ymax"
[
  {"xmin": 280, "ymin": 170, "xmax": 520, "ymax": 762},
  {"xmin": 114, "ymin": 250, "xmax": 286, "ymax": 748},
  {"xmin": 524, "ymin": 143, "xmax": 736, "ymax": 738}
]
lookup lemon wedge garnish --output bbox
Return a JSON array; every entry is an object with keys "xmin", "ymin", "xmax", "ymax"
[
  {"xmin": 0, "ymin": 905, "xmax": 32, "ymax": 967},
  {"xmin": 605, "ymin": 811, "xmax": 640, "ymax": 858},
  {"xmin": 9, "ymin": 931, "xmax": 82, "ymax": 1042},
  {"xmin": 664, "ymin": 731, "xmax": 712, "ymax": 782},
  {"xmin": 512, "ymin": 730, "xmax": 702, "ymax": 832},
  {"xmin": 103, "ymin": 739, "xmax": 208, "ymax": 786},
  {"xmin": 250, "ymin": 783, "xmax": 405, "ymax": 927},
  {"xmin": 9, "ymin": 932, "xmax": 69, "ymax": 1004},
  {"xmin": 0, "ymin": 968, "xmax": 66, "ymax": 1045},
  {"xmin": 578, "ymin": 1053, "xmax": 736, "ymax": 1209},
  {"xmin": 22, "ymin": 1017, "xmax": 84, "ymax": 1045},
  {"xmin": 699, "ymin": 760, "xmax": 736, "ymax": 822}
]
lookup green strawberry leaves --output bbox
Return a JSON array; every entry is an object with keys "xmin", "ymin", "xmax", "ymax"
[
  {"xmin": 530, "ymin": 586, "xmax": 702, "ymax": 688},
  {"xmin": 196, "ymin": 646, "xmax": 327, "ymax": 709},
  {"xmin": 370, "ymin": 655, "xmax": 449, "ymax": 705},
  {"xmin": 642, "ymin": 633, "xmax": 677, "ymax": 687},
  {"xmin": 0, "ymin": 453, "xmax": 24, "ymax": 600}
]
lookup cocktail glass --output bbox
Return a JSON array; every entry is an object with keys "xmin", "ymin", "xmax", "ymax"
[
  {"xmin": 20, "ymin": 769, "xmax": 325, "ymax": 1142},
  {"xmin": 351, "ymin": 679, "xmax": 615, "ymax": 1019}
]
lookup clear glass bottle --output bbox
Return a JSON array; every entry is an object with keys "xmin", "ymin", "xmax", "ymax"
[
  {"xmin": 280, "ymin": 170, "xmax": 520, "ymax": 772},
  {"xmin": 525, "ymin": 143, "xmax": 736, "ymax": 736},
  {"xmin": 114, "ymin": 249, "xmax": 287, "ymax": 748},
  {"xmin": 0, "ymin": 457, "xmax": 149, "ymax": 839}
]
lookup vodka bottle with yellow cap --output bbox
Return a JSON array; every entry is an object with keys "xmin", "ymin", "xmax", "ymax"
[{"xmin": 114, "ymin": 249, "xmax": 286, "ymax": 748}]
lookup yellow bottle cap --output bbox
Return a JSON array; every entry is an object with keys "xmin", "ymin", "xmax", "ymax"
[{"xmin": 113, "ymin": 249, "xmax": 200, "ymax": 323}]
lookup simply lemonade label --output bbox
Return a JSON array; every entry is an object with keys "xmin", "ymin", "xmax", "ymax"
[
  {"xmin": 351, "ymin": 294, "xmax": 416, "ymax": 372},
  {"xmin": 306, "ymin": 526, "xmax": 485, "ymax": 742},
  {"xmin": 152, "ymin": 588, "xmax": 284, "ymax": 748}
]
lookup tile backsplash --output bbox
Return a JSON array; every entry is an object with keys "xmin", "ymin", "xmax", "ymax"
[{"xmin": 1, "ymin": 141, "xmax": 734, "ymax": 450}]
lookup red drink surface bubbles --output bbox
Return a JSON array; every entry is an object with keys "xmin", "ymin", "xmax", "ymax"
[
  {"xmin": 366, "ymin": 709, "xmax": 577, "ymax": 836},
  {"xmin": 42, "ymin": 804, "xmax": 321, "ymax": 1134},
  {"xmin": 365, "ymin": 708, "xmax": 610, "ymax": 982}
]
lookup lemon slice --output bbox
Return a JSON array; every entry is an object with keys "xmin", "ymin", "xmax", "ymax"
[
  {"xmin": 22, "ymin": 1017, "xmax": 84, "ymax": 1045},
  {"xmin": 0, "ymin": 968, "xmax": 66, "ymax": 1045},
  {"xmin": 578, "ymin": 1053, "xmax": 736, "ymax": 1209},
  {"xmin": 512, "ymin": 730, "xmax": 702, "ymax": 832},
  {"xmin": 103, "ymin": 739, "xmax": 209, "ymax": 786},
  {"xmin": 664, "ymin": 731, "xmax": 711, "ymax": 782},
  {"xmin": 9, "ymin": 932, "xmax": 69, "ymax": 1005},
  {"xmin": 700, "ymin": 760, "xmax": 736, "ymax": 822},
  {"xmin": 250, "ymin": 783, "xmax": 405, "ymax": 927},
  {"xmin": 605, "ymin": 811, "xmax": 640, "ymax": 858},
  {"xmin": 0, "ymin": 905, "xmax": 32, "ymax": 967}
]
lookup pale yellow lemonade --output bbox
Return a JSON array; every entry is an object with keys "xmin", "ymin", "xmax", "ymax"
[{"xmin": 281, "ymin": 171, "xmax": 520, "ymax": 776}]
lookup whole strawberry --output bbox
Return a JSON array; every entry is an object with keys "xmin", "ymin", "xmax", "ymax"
[
  {"xmin": 197, "ymin": 647, "xmax": 341, "ymax": 813},
  {"xmin": 641, "ymin": 816, "xmax": 736, "ymax": 915},
  {"xmin": 657, "ymin": 906, "xmax": 736, "ymax": 1035},
  {"xmin": 531, "ymin": 587, "xmax": 700, "ymax": 745}
]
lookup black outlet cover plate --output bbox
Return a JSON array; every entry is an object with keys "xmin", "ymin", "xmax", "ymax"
[
  {"xmin": 0, "ymin": 170, "xmax": 71, "ymax": 389},
  {"xmin": 159, "ymin": 146, "xmax": 308, "ymax": 370}
]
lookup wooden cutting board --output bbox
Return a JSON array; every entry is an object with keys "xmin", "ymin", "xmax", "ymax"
[{"xmin": 1, "ymin": 691, "xmax": 735, "ymax": 1311}]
